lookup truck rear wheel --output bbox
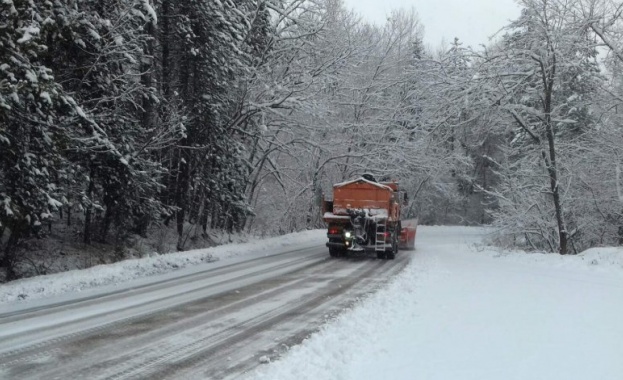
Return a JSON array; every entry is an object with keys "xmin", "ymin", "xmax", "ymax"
[
  {"xmin": 386, "ymin": 249, "xmax": 396, "ymax": 260},
  {"xmin": 385, "ymin": 230, "xmax": 398, "ymax": 260}
]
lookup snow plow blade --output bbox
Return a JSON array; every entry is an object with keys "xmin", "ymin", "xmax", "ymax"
[{"xmin": 399, "ymin": 220, "xmax": 417, "ymax": 250}]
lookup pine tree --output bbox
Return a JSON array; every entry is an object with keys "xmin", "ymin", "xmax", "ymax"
[
  {"xmin": 42, "ymin": 0, "xmax": 171, "ymax": 247},
  {"xmin": 0, "ymin": 0, "xmax": 73, "ymax": 278}
]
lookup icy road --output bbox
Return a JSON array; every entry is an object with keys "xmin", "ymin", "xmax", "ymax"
[
  {"xmin": 2, "ymin": 226, "xmax": 623, "ymax": 380},
  {"xmin": 0, "ymin": 238, "xmax": 408, "ymax": 379}
]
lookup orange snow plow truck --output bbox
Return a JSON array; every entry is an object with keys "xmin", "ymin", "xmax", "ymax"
[{"xmin": 322, "ymin": 175, "xmax": 417, "ymax": 260}]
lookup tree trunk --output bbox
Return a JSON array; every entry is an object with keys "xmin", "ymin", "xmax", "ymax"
[
  {"xmin": 543, "ymin": 66, "xmax": 568, "ymax": 255},
  {"xmin": 84, "ymin": 167, "xmax": 96, "ymax": 245},
  {"xmin": 161, "ymin": 0, "xmax": 171, "ymax": 98},
  {"xmin": 175, "ymin": 146, "xmax": 189, "ymax": 250},
  {"xmin": 200, "ymin": 199, "xmax": 209, "ymax": 236},
  {"xmin": 1, "ymin": 220, "xmax": 27, "ymax": 281},
  {"xmin": 142, "ymin": 19, "xmax": 155, "ymax": 133},
  {"xmin": 100, "ymin": 208, "xmax": 113, "ymax": 243}
]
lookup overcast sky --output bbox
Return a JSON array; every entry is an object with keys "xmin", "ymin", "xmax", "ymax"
[{"xmin": 342, "ymin": 0, "xmax": 522, "ymax": 50}]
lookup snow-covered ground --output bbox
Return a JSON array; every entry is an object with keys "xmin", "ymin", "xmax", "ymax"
[
  {"xmin": 2, "ymin": 226, "xmax": 622, "ymax": 379},
  {"xmin": 247, "ymin": 226, "xmax": 623, "ymax": 380},
  {"xmin": 0, "ymin": 230, "xmax": 325, "ymax": 305}
]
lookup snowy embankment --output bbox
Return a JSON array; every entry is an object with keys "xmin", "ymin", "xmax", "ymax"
[
  {"xmin": 248, "ymin": 226, "xmax": 623, "ymax": 380},
  {"xmin": 2, "ymin": 226, "xmax": 622, "ymax": 379},
  {"xmin": 0, "ymin": 230, "xmax": 325, "ymax": 305}
]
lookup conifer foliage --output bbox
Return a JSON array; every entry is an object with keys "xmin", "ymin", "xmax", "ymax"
[
  {"xmin": 1, "ymin": 0, "xmax": 74, "ymax": 278},
  {"xmin": 3, "ymin": 0, "xmax": 623, "ymax": 280},
  {"xmin": 0, "ymin": 0, "xmax": 282, "ymax": 280}
]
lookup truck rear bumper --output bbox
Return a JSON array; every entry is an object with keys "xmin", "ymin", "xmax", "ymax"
[
  {"xmin": 326, "ymin": 242, "xmax": 394, "ymax": 251},
  {"xmin": 326, "ymin": 242, "xmax": 346, "ymax": 248}
]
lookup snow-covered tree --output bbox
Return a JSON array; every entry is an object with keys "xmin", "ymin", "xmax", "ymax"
[
  {"xmin": 482, "ymin": 0, "xmax": 602, "ymax": 253},
  {"xmin": 0, "ymin": 0, "xmax": 74, "ymax": 278}
]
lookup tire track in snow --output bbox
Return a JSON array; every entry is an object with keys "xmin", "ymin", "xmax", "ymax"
[
  {"xmin": 0, "ymin": 249, "xmax": 326, "ymax": 367},
  {"xmin": 0, "ymin": 249, "xmax": 411, "ymax": 380}
]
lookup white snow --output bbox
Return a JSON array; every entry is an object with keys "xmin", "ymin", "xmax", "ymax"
[
  {"xmin": 259, "ymin": 356, "xmax": 271, "ymax": 364},
  {"xmin": 24, "ymin": 69, "xmax": 38, "ymax": 83},
  {"xmin": 247, "ymin": 226, "xmax": 623, "ymax": 380},
  {"xmin": 46, "ymin": 196, "xmax": 63, "ymax": 209},
  {"xmin": 322, "ymin": 212, "xmax": 349, "ymax": 220},
  {"xmin": 87, "ymin": 28, "xmax": 101, "ymax": 41},
  {"xmin": 123, "ymin": 52, "xmax": 137, "ymax": 64},
  {"xmin": 333, "ymin": 177, "xmax": 393, "ymax": 190},
  {"xmin": 141, "ymin": 0, "xmax": 158, "ymax": 24},
  {"xmin": 3, "ymin": 226, "xmax": 622, "ymax": 379},
  {"xmin": 39, "ymin": 91, "xmax": 52, "ymax": 104},
  {"xmin": 2, "ymin": 197, "xmax": 13, "ymax": 216},
  {"xmin": 17, "ymin": 25, "xmax": 40, "ymax": 44},
  {"xmin": 0, "ymin": 230, "xmax": 325, "ymax": 305},
  {"xmin": 74, "ymin": 105, "xmax": 87, "ymax": 118}
]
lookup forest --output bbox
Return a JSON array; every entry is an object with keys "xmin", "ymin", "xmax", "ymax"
[{"xmin": 2, "ymin": 0, "xmax": 623, "ymax": 281}]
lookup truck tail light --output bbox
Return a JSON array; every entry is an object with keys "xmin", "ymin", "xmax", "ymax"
[{"xmin": 329, "ymin": 227, "xmax": 341, "ymax": 235}]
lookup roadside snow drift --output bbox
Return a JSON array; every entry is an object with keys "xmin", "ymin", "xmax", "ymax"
[
  {"xmin": 2, "ymin": 226, "xmax": 622, "ymax": 380},
  {"xmin": 247, "ymin": 226, "xmax": 623, "ymax": 380},
  {"xmin": 0, "ymin": 230, "xmax": 325, "ymax": 305}
]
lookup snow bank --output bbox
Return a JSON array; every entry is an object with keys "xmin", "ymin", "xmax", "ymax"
[
  {"xmin": 248, "ymin": 240, "xmax": 424, "ymax": 380},
  {"xmin": 580, "ymin": 246, "xmax": 623, "ymax": 266},
  {"xmin": 247, "ymin": 226, "xmax": 623, "ymax": 380},
  {"xmin": 0, "ymin": 230, "xmax": 325, "ymax": 305},
  {"xmin": 478, "ymin": 243, "xmax": 623, "ymax": 274}
]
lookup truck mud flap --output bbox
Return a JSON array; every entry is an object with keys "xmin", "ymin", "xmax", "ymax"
[{"xmin": 399, "ymin": 225, "xmax": 417, "ymax": 250}]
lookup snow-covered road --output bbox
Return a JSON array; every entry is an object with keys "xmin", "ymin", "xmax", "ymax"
[
  {"xmin": 249, "ymin": 226, "xmax": 623, "ymax": 380},
  {"xmin": 0, "ymin": 239, "xmax": 409, "ymax": 379},
  {"xmin": 2, "ymin": 226, "xmax": 622, "ymax": 380}
]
